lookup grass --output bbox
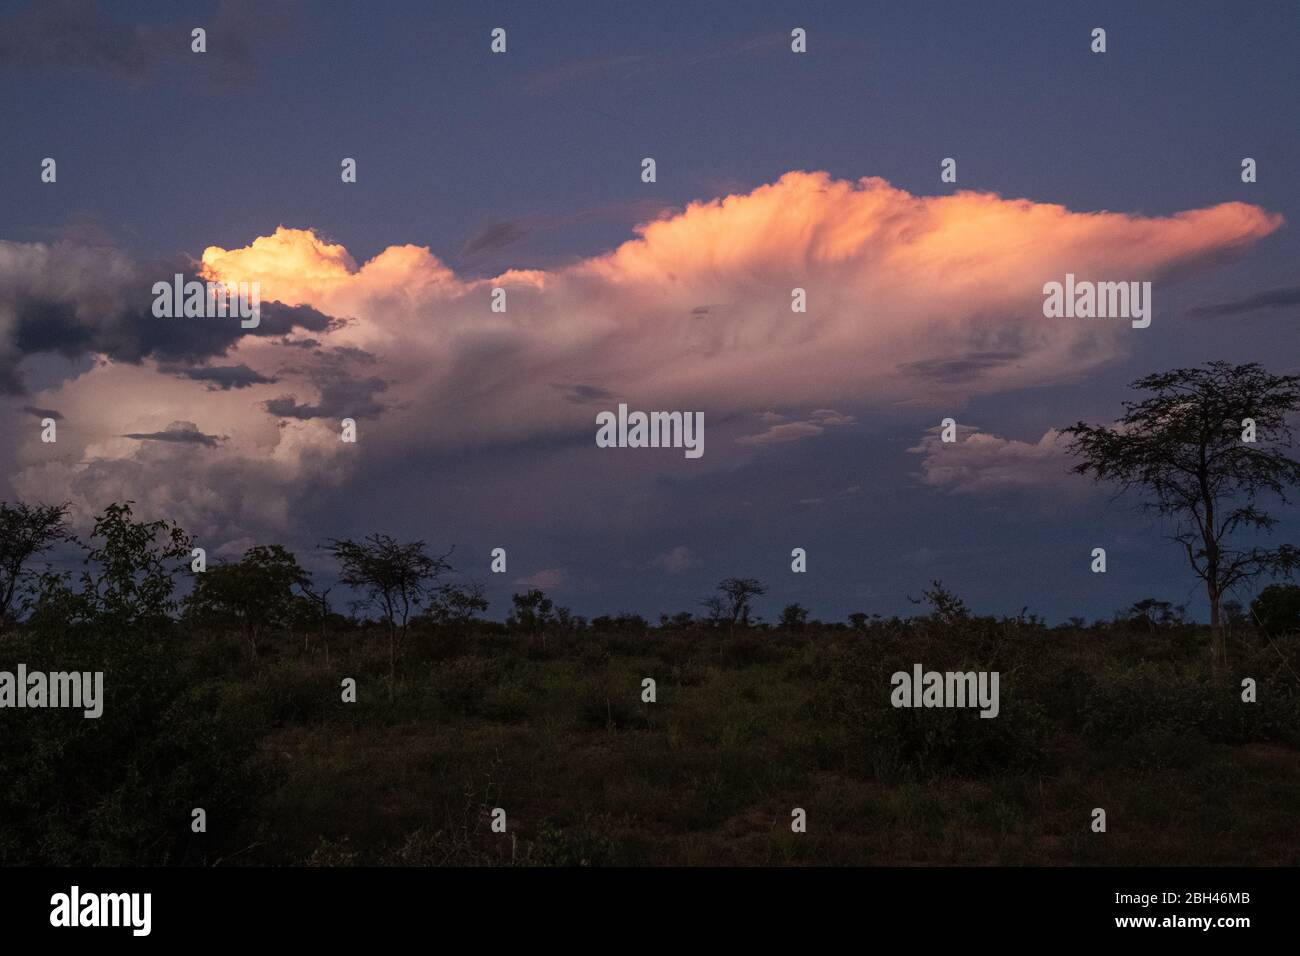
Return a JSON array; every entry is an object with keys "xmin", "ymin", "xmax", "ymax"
[{"xmin": 218, "ymin": 616, "xmax": 1300, "ymax": 866}]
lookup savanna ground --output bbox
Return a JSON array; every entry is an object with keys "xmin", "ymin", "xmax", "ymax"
[{"xmin": 8, "ymin": 600, "xmax": 1296, "ymax": 867}]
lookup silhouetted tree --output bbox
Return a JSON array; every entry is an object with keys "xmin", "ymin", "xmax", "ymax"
[
  {"xmin": 707, "ymin": 577, "xmax": 767, "ymax": 635},
  {"xmin": 1065, "ymin": 362, "xmax": 1300, "ymax": 677},
  {"xmin": 326, "ymin": 534, "xmax": 452, "ymax": 691},
  {"xmin": 508, "ymin": 588, "xmax": 554, "ymax": 632},
  {"xmin": 779, "ymin": 602, "xmax": 809, "ymax": 630},
  {"xmin": 188, "ymin": 545, "xmax": 311, "ymax": 658},
  {"xmin": 426, "ymin": 580, "xmax": 489, "ymax": 627},
  {"xmin": 0, "ymin": 501, "xmax": 69, "ymax": 633},
  {"xmin": 81, "ymin": 501, "xmax": 191, "ymax": 629},
  {"xmin": 909, "ymin": 580, "xmax": 970, "ymax": 626},
  {"xmin": 1124, "ymin": 598, "xmax": 1186, "ymax": 634}
]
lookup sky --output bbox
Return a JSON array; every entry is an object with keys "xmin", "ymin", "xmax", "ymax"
[{"xmin": 1, "ymin": 0, "xmax": 1298, "ymax": 624}]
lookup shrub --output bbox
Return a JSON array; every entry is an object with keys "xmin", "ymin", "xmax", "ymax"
[{"xmin": 1252, "ymin": 584, "xmax": 1300, "ymax": 638}]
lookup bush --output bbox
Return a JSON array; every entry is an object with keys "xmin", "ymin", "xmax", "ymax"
[
  {"xmin": 435, "ymin": 656, "xmax": 502, "ymax": 716},
  {"xmin": 1252, "ymin": 584, "xmax": 1300, "ymax": 638},
  {"xmin": 525, "ymin": 820, "xmax": 624, "ymax": 866},
  {"xmin": 861, "ymin": 697, "xmax": 1048, "ymax": 780},
  {"xmin": 0, "ymin": 624, "xmax": 271, "ymax": 865}
]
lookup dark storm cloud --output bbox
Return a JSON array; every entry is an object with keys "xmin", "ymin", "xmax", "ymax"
[
  {"xmin": 1189, "ymin": 287, "xmax": 1300, "ymax": 318},
  {"xmin": 263, "ymin": 375, "xmax": 389, "ymax": 420},
  {"xmin": 0, "ymin": 0, "xmax": 295, "ymax": 90},
  {"xmin": 161, "ymin": 363, "xmax": 279, "ymax": 390},
  {"xmin": 123, "ymin": 422, "xmax": 223, "ymax": 447},
  {"xmin": 11, "ymin": 295, "xmax": 332, "ymax": 362},
  {"xmin": 262, "ymin": 346, "xmax": 389, "ymax": 421},
  {"xmin": 21, "ymin": 405, "xmax": 62, "ymax": 420},
  {"xmin": 0, "ymin": 238, "xmax": 342, "ymax": 394}
]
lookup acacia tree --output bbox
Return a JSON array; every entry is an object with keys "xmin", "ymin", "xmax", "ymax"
[
  {"xmin": 0, "ymin": 501, "xmax": 70, "ymax": 633},
  {"xmin": 1064, "ymin": 362, "xmax": 1300, "ymax": 677},
  {"xmin": 427, "ymin": 580, "xmax": 489, "ymax": 628},
  {"xmin": 705, "ymin": 577, "xmax": 767, "ymax": 635},
  {"xmin": 325, "ymin": 534, "xmax": 452, "ymax": 691},
  {"xmin": 187, "ymin": 545, "xmax": 311, "ymax": 659}
]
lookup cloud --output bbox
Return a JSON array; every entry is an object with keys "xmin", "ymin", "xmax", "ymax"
[
  {"xmin": 908, "ymin": 425, "xmax": 1090, "ymax": 497},
  {"xmin": 122, "ymin": 421, "xmax": 223, "ymax": 447},
  {"xmin": 0, "ymin": 237, "xmax": 339, "ymax": 393},
  {"xmin": 459, "ymin": 220, "xmax": 534, "ymax": 258},
  {"xmin": 654, "ymin": 546, "xmax": 697, "ymax": 574},
  {"xmin": 21, "ymin": 404, "xmax": 61, "ymax": 420},
  {"xmin": 162, "ymin": 363, "xmax": 278, "ymax": 390},
  {"xmin": 1189, "ymin": 286, "xmax": 1300, "ymax": 318},
  {"xmin": 262, "ymin": 347, "xmax": 389, "ymax": 420},
  {"xmin": 898, "ymin": 351, "xmax": 1025, "ymax": 384},
  {"xmin": 6, "ymin": 172, "xmax": 1282, "ymax": 544},
  {"xmin": 552, "ymin": 383, "xmax": 615, "ymax": 405},
  {"xmin": 799, "ymin": 484, "xmax": 861, "ymax": 506},
  {"xmin": 738, "ymin": 409, "xmax": 856, "ymax": 445},
  {"xmin": 514, "ymin": 568, "xmax": 566, "ymax": 590}
]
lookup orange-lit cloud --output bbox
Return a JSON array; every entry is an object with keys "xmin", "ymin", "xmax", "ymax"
[{"xmin": 8, "ymin": 171, "xmax": 1282, "ymax": 543}]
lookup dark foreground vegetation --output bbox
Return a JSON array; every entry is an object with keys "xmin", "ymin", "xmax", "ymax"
[{"xmin": 2, "ymin": 500, "xmax": 1299, "ymax": 866}]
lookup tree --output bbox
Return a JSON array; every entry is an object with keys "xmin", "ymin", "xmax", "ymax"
[
  {"xmin": 325, "ymin": 534, "xmax": 452, "ymax": 691},
  {"xmin": 0, "ymin": 501, "xmax": 70, "ymax": 633},
  {"xmin": 706, "ymin": 577, "xmax": 767, "ymax": 635},
  {"xmin": 1065, "ymin": 362, "xmax": 1300, "ymax": 677},
  {"xmin": 908, "ymin": 580, "xmax": 970, "ymax": 626},
  {"xmin": 187, "ymin": 545, "xmax": 311, "ymax": 658},
  {"xmin": 779, "ymin": 602, "xmax": 809, "ymax": 630},
  {"xmin": 1124, "ymin": 598, "xmax": 1186, "ymax": 634},
  {"xmin": 81, "ymin": 501, "xmax": 191, "ymax": 629},
  {"xmin": 507, "ymin": 589, "xmax": 554, "ymax": 635},
  {"xmin": 425, "ymin": 580, "xmax": 489, "ymax": 628}
]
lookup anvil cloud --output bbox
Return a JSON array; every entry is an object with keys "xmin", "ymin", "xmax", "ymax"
[{"xmin": 3, "ymin": 171, "xmax": 1282, "ymax": 546}]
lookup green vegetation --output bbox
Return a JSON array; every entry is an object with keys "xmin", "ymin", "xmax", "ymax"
[{"xmin": 2, "ymin": 501, "xmax": 1297, "ymax": 866}]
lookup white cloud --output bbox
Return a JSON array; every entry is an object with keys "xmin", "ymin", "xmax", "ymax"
[{"xmin": 908, "ymin": 425, "xmax": 1091, "ymax": 497}]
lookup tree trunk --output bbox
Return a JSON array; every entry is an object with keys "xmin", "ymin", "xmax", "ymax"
[
  {"xmin": 1208, "ymin": 583, "xmax": 1226, "ymax": 683},
  {"xmin": 389, "ymin": 626, "xmax": 396, "ymax": 701}
]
